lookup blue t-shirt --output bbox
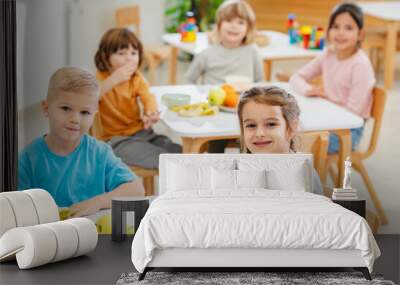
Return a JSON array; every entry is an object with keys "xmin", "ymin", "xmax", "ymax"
[{"xmin": 18, "ymin": 134, "xmax": 137, "ymax": 207}]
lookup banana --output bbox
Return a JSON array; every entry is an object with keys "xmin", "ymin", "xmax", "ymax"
[{"xmin": 171, "ymin": 102, "xmax": 219, "ymax": 117}]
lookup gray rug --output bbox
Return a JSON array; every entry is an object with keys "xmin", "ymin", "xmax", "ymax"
[{"xmin": 116, "ymin": 271, "xmax": 396, "ymax": 285}]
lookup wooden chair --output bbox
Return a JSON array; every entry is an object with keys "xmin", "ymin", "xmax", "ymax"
[
  {"xmin": 275, "ymin": 72, "xmax": 386, "ymax": 231},
  {"xmin": 327, "ymin": 87, "xmax": 388, "ymax": 226},
  {"xmin": 129, "ymin": 166, "xmax": 158, "ymax": 196},
  {"xmin": 115, "ymin": 6, "xmax": 171, "ymax": 85},
  {"xmin": 89, "ymin": 112, "xmax": 158, "ymax": 196},
  {"xmin": 299, "ymin": 131, "xmax": 329, "ymax": 195}
]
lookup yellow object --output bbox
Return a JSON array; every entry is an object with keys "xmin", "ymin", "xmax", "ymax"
[
  {"xmin": 58, "ymin": 208, "xmax": 70, "ymax": 221},
  {"xmin": 300, "ymin": 25, "xmax": 312, "ymax": 35},
  {"xmin": 58, "ymin": 208, "xmax": 134, "ymax": 235},
  {"xmin": 95, "ymin": 214, "xmax": 112, "ymax": 234},
  {"xmin": 171, "ymin": 102, "xmax": 219, "ymax": 117},
  {"xmin": 95, "ymin": 214, "xmax": 134, "ymax": 235},
  {"xmin": 181, "ymin": 31, "xmax": 197, "ymax": 42},
  {"xmin": 207, "ymin": 88, "xmax": 226, "ymax": 106}
]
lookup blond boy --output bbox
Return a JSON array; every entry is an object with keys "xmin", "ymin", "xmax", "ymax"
[{"xmin": 19, "ymin": 66, "xmax": 144, "ymax": 217}]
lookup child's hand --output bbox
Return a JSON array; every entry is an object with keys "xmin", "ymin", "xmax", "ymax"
[
  {"xmin": 305, "ymin": 86, "xmax": 324, "ymax": 98},
  {"xmin": 110, "ymin": 63, "xmax": 136, "ymax": 85},
  {"xmin": 69, "ymin": 197, "xmax": 102, "ymax": 218},
  {"xmin": 143, "ymin": 111, "xmax": 160, "ymax": 129}
]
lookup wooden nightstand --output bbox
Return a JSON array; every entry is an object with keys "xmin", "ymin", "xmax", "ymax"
[{"xmin": 332, "ymin": 199, "xmax": 366, "ymax": 218}]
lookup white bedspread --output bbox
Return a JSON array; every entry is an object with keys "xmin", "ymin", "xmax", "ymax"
[{"xmin": 131, "ymin": 190, "xmax": 380, "ymax": 273}]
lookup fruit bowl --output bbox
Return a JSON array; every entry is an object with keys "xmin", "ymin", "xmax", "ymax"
[{"xmin": 161, "ymin": 93, "xmax": 191, "ymax": 109}]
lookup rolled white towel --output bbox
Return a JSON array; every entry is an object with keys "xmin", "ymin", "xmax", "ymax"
[
  {"xmin": 41, "ymin": 221, "xmax": 79, "ymax": 262},
  {"xmin": 0, "ymin": 196, "xmax": 17, "ymax": 237},
  {"xmin": 64, "ymin": 218, "xmax": 98, "ymax": 257},
  {"xmin": 24, "ymin": 189, "xmax": 59, "ymax": 224},
  {"xmin": 0, "ymin": 218, "xmax": 98, "ymax": 269},
  {"xmin": 0, "ymin": 191, "xmax": 39, "ymax": 228},
  {"xmin": 0, "ymin": 225, "xmax": 57, "ymax": 268},
  {"xmin": 0, "ymin": 189, "xmax": 59, "ymax": 238}
]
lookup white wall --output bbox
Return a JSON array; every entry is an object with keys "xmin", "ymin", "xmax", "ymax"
[
  {"xmin": 68, "ymin": 0, "xmax": 165, "ymax": 72},
  {"xmin": 17, "ymin": 0, "xmax": 68, "ymax": 149}
]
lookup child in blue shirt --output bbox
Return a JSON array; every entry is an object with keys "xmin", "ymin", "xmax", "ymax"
[{"xmin": 18, "ymin": 66, "xmax": 144, "ymax": 217}]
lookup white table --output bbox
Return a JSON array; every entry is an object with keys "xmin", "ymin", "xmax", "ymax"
[
  {"xmin": 150, "ymin": 82, "xmax": 363, "ymax": 185},
  {"xmin": 358, "ymin": 1, "xmax": 400, "ymax": 89},
  {"xmin": 163, "ymin": 31, "xmax": 322, "ymax": 84}
]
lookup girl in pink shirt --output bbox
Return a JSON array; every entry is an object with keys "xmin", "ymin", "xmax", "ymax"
[{"xmin": 289, "ymin": 3, "xmax": 375, "ymax": 153}]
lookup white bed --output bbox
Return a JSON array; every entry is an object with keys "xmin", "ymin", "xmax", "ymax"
[{"xmin": 131, "ymin": 154, "xmax": 380, "ymax": 280}]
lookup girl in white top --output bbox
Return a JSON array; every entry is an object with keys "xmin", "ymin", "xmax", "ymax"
[
  {"xmin": 237, "ymin": 86, "xmax": 324, "ymax": 195},
  {"xmin": 185, "ymin": 0, "xmax": 264, "ymax": 85}
]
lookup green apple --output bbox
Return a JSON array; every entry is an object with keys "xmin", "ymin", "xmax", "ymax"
[{"xmin": 208, "ymin": 88, "xmax": 226, "ymax": 106}]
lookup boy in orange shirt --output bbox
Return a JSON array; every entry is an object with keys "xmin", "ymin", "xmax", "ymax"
[{"xmin": 94, "ymin": 28, "xmax": 181, "ymax": 169}]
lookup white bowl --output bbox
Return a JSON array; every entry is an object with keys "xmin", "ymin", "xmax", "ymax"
[
  {"xmin": 225, "ymin": 75, "xmax": 253, "ymax": 93},
  {"xmin": 161, "ymin": 93, "xmax": 191, "ymax": 108}
]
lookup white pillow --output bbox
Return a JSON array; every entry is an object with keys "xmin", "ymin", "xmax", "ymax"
[
  {"xmin": 237, "ymin": 169, "xmax": 267, "ymax": 189},
  {"xmin": 211, "ymin": 169, "xmax": 267, "ymax": 190},
  {"xmin": 167, "ymin": 162, "xmax": 212, "ymax": 192},
  {"xmin": 238, "ymin": 159, "xmax": 309, "ymax": 192},
  {"xmin": 211, "ymin": 168, "xmax": 237, "ymax": 190},
  {"xmin": 266, "ymin": 162, "xmax": 307, "ymax": 191}
]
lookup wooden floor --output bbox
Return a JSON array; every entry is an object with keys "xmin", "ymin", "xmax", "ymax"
[{"xmin": 0, "ymin": 235, "xmax": 398, "ymax": 285}]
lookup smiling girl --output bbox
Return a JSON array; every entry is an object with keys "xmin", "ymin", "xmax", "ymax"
[
  {"xmin": 238, "ymin": 86, "xmax": 324, "ymax": 195},
  {"xmin": 289, "ymin": 3, "xmax": 375, "ymax": 153}
]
